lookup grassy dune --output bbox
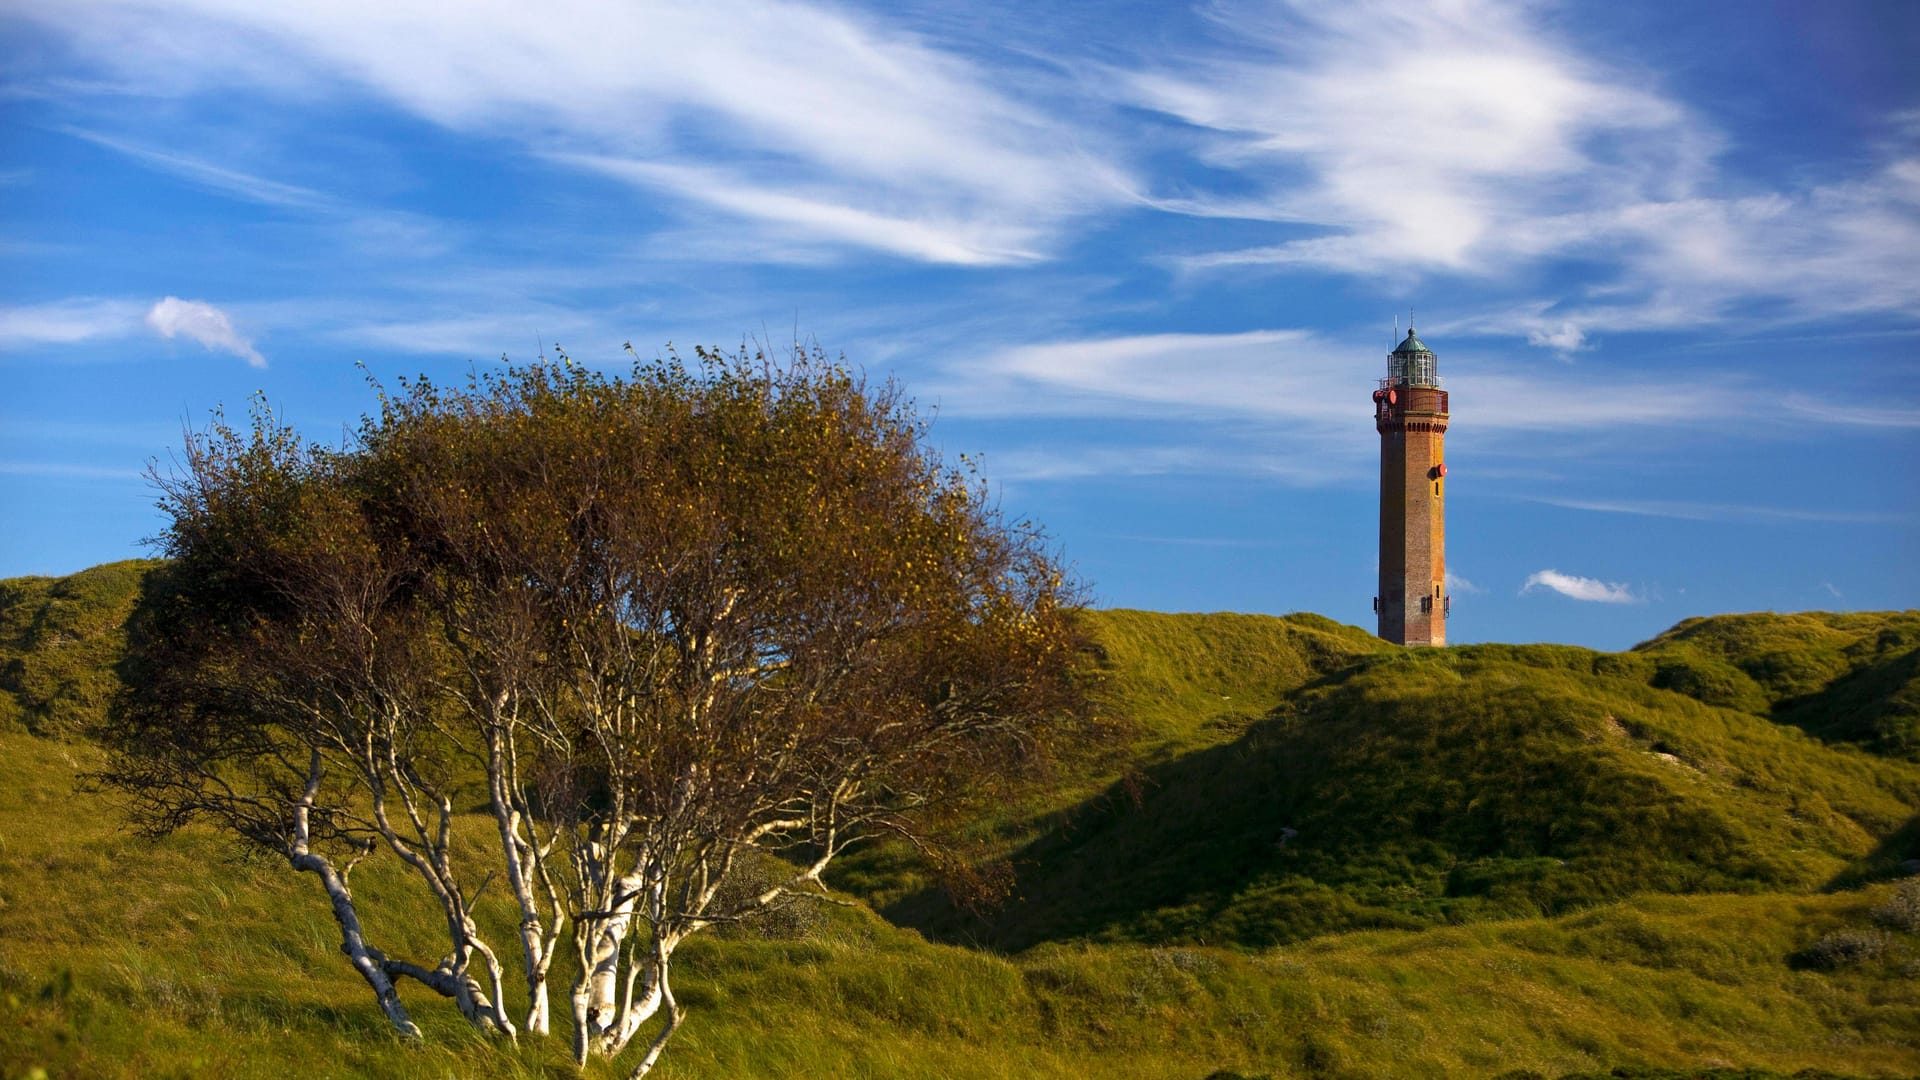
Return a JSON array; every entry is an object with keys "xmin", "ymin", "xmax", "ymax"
[
  {"xmin": 0, "ymin": 561, "xmax": 157, "ymax": 737},
  {"xmin": 4, "ymin": 732, "xmax": 1916, "ymax": 1079},
  {"xmin": 925, "ymin": 635, "xmax": 1920, "ymax": 951},
  {"xmin": 2, "ymin": 566, "xmax": 1917, "ymax": 1077},
  {"xmin": 1636, "ymin": 611, "xmax": 1920, "ymax": 759}
]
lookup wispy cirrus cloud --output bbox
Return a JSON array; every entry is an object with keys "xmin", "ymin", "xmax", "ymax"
[
  {"xmin": 15, "ymin": 0, "xmax": 1133, "ymax": 265},
  {"xmin": 1446, "ymin": 160, "xmax": 1920, "ymax": 349},
  {"xmin": 1780, "ymin": 392, "xmax": 1920, "ymax": 430},
  {"xmin": 1130, "ymin": 0, "xmax": 1920, "ymax": 343},
  {"xmin": 558, "ymin": 155, "xmax": 1051, "ymax": 267},
  {"xmin": 1522, "ymin": 569, "xmax": 1640, "ymax": 604},
  {"xmin": 1132, "ymin": 0, "xmax": 1700, "ymax": 272},
  {"xmin": 0, "ymin": 461, "xmax": 144, "ymax": 480},
  {"xmin": 53, "ymin": 127, "xmax": 456, "ymax": 259},
  {"xmin": 935, "ymin": 327, "xmax": 1867, "ymax": 436},
  {"xmin": 59, "ymin": 125, "xmax": 333, "ymax": 211},
  {"xmin": 946, "ymin": 329, "xmax": 1351, "ymax": 423},
  {"xmin": 918, "ymin": 328, "xmax": 1767, "ymax": 487},
  {"xmin": 1518, "ymin": 495, "xmax": 1911, "ymax": 525},
  {"xmin": 0, "ymin": 298, "xmax": 146, "ymax": 348},
  {"xmin": 919, "ymin": 323, "xmax": 1918, "ymax": 492},
  {"xmin": 973, "ymin": 445, "xmax": 1225, "ymax": 482}
]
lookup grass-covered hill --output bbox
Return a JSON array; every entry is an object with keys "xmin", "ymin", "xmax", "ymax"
[
  {"xmin": 6, "ymin": 729, "xmax": 1919, "ymax": 1080},
  {"xmin": 1635, "ymin": 611, "xmax": 1920, "ymax": 759},
  {"xmin": 893, "ymin": 629, "xmax": 1920, "ymax": 952},
  {"xmin": 0, "ymin": 560, "xmax": 156, "ymax": 737},
  {"xmin": 3, "ymin": 563, "xmax": 1918, "ymax": 1078},
  {"xmin": 847, "ymin": 609, "xmax": 1920, "ymax": 952}
]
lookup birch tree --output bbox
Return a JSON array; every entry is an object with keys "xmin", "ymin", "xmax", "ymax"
[
  {"xmin": 107, "ymin": 408, "xmax": 518, "ymax": 1038},
  {"xmin": 104, "ymin": 347, "xmax": 1088, "ymax": 1076}
]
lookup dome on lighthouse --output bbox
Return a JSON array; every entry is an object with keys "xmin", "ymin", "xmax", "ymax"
[{"xmin": 1393, "ymin": 327, "xmax": 1432, "ymax": 356}]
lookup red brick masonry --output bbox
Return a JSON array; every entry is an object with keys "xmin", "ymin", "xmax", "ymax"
[{"xmin": 1376, "ymin": 386, "xmax": 1448, "ymax": 646}]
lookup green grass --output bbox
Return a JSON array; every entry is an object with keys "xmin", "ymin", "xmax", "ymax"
[
  {"xmin": 832, "ymin": 609, "xmax": 1391, "ymax": 913},
  {"xmin": 3, "ymin": 565, "xmax": 1919, "ymax": 1077},
  {"xmin": 1634, "ymin": 611, "xmax": 1920, "ymax": 759},
  {"xmin": 872, "ymin": 623, "xmax": 1920, "ymax": 953},
  {"xmin": 0, "ymin": 561, "xmax": 158, "ymax": 737},
  {"xmin": 4, "ymin": 731, "xmax": 1916, "ymax": 1079},
  {"xmin": 1073, "ymin": 609, "xmax": 1389, "ymax": 752}
]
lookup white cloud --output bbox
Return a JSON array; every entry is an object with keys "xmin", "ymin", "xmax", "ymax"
[
  {"xmin": 1779, "ymin": 393, "xmax": 1920, "ymax": 430},
  {"xmin": 1106, "ymin": 533, "xmax": 1282, "ymax": 549},
  {"xmin": 1519, "ymin": 495, "xmax": 1908, "ymax": 525},
  {"xmin": 1133, "ymin": 0, "xmax": 1698, "ymax": 271},
  {"xmin": 953, "ymin": 329, "xmax": 1351, "ymax": 422},
  {"xmin": 1132, "ymin": 0, "xmax": 1919, "ymax": 337},
  {"xmin": 1452, "ymin": 162, "xmax": 1920, "ymax": 342},
  {"xmin": 0, "ymin": 461, "xmax": 144, "ymax": 480},
  {"xmin": 938, "ymin": 328, "xmax": 1813, "ymax": 436},
  {"xmin": 1444, "ymin": 570, "xmax": 1482, "ymax": 594},
  {"xmin": 1521, "ymin": 569, "xmax": 1639, "ymax": 604},
  {"xmin": 0, "ymin": 298, "xmax": 145, "ymax": 348},
  {"xmin": 59, "ymin": 126, "xmax": 332, "ymax": 211},
  {"xmin": 1524, "ymin": 323, "xmax": 1589, "ymax": 353},
  {"xmin": 559, "ymin": 155, "xmax": 1049, "ymax": 267},
  {"xmin": 145, "ymin": 297, "xmax": 266, "ymax": 367},
  {"xmin": 54, "ymin": 128, "xmax": 458, "ymax": 261},
  {"xmin": 976, "ymin": 445, "xmax": 1220, "ymax": 482},
  {"xmin": 16, "ymin": 0, "xmax": 1133, "ymax": 264}
]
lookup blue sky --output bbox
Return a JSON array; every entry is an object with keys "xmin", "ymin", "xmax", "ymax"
[{"xmin": 2, "ymin": 0, "xmax": 1915, "ymax": 650}]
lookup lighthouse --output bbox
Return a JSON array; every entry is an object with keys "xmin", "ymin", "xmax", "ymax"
[{"xmin": 1373, "ymin": 326, "xmax": 1449, "ymax": 646}]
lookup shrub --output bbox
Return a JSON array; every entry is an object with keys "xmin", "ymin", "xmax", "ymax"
[
  {"xmin": 711, "ymin": 853, "xmax": 828, "ymax": 940},
  {"xmin": 1791, "ymin": 929, "xmax": 1893, "ymax": 970},
  {"xmin": 1869, "ymin": 878, "xmax": 1920, "ymax": 933}
]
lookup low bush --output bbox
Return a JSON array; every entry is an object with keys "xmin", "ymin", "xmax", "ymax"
[
  {"xmin": 1792, "ymin": 929, "xmax": 1893, "ymax": 971},
  {"xmin": 1869, "ymin": 878, "xmax": 1920, "ymax": 933}
]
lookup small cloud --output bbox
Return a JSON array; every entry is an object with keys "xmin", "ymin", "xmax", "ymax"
[
  {"xmin": 145, "ymin": 297, "xmax": 265, "ymax": 367},
  {"xmin": 1821, "ymin": 581, "xmax": 1843, "ymax": 600},
  {"xmin": 1524, "ymin": 322, "xmax": 1588, "ymax": 352},
  {"xmin": 1445, "ymin": 570, "xmax": 1483, "ymax": 594},
  {"xmin": 1521, "ymin": 568, "xmax": 1639, "ymax": 604}
]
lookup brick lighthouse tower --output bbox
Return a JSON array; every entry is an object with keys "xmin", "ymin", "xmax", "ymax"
[{"xmin": 1373, "ymin": 325, "xmax": 1449, "ymax": 646}]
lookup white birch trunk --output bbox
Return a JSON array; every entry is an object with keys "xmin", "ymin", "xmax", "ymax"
[
  {"xmin": 570, "ymin": 838, "xmax": 640, "ymax": 1066},
  {"xmin": 363, "ymin": 737, "xmax": 518, "ymax": 1040},
  {"xmin": 487, "ymin": 724, "xmax": 560, "ymax": 1035},
  {"xmin": 383, "ymin": 939, "xmax": 511, "ymax": 1038},
  {"xmin": 578, "ymin": 871, "xmax": 656, "ymax": 1052},
  {"xmin": 624, "ymin": 949, "xmax": 683, "ymax": 1080},
  {"xmin": 567, "ymin": 835, "xmax": 668, "ymax": 1063},
  {"xmin": 287, "ymin": 753, "xmax": 420, "ymax": 1039},
  {"xmin": 290, "ymin": 849, "xmax": 421, "ymax": 1039}
]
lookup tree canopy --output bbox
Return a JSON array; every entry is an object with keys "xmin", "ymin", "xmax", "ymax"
[{"xmin": 104, "ymin": 346, "xmax": 1089, "ymax": 1074}]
